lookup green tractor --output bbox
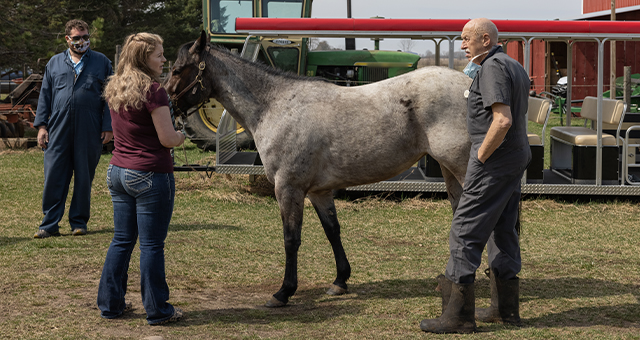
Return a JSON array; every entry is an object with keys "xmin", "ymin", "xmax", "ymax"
[{"xmin": 185, "ymin": 0, "xmax": 421, "ymax": 150}]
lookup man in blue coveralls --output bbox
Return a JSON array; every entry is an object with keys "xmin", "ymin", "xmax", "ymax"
[
  {"xmin": 420, "ymin": 18, "xmax": 531, "ymax": 333},
  {"xmin": 33, "ymin": 19, "xmax": 113, "ymax": 238}
]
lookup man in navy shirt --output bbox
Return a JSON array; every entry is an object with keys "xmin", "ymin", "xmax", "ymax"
[
  {"xmin": 421, "ymin": 18, "xmax": 531, "ymax": 333},
  {"xmin": 33, "ymin": 19, "xmax": 113, "ymax": 238}
]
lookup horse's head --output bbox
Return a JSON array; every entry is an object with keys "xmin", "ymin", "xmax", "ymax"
[{"xmin": 164, "ymin": 31, "xmax": 212, "ymax": 117}]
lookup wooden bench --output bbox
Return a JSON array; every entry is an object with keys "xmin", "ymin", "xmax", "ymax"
[
  {"xmin": 550, "ymin": 96, "xmax": 626, "ymax": 184},
  {"xmin": 526, "ymin": 97, "xmax": 552, "ymax": 183}
]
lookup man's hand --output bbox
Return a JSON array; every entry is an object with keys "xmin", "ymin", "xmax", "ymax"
[
  {"xmin": 101, "ymin": 131, "xmax": 113, "ymax": 144},
  {"xmin": 37, "ymin": 126, "xmax": 49, "ymax": 149},
  {"xmin": 477, "ymin": 103, "xmax": 512, "ymax": 163}
]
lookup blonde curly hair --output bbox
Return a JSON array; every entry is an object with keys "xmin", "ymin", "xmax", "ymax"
[{"xmin": 104, "ymin": 33, "xmax": 164, "ymax": 112}]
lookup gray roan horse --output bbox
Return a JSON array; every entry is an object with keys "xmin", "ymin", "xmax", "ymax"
[{"xmin": 165, "ymin": 31, "xmax": 472, "ymax": 307}]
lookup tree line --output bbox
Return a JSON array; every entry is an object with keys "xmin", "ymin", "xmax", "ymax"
[{"xmin": 0, "ymin": 0, "xmax": 203, "ymax": 74}]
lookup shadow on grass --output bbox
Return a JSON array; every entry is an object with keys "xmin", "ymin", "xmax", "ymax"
[
  {"xmin": 304, "ymin": 277, "xmax": 640, "ymax": 302},
  {"xmin": 0, "ymin": 227, "xmax": 119, "ymax": 247},
  {"xmin": 478, "ymin": 277, "xmax": 639, "ymax": 329},
  {"xmin": 517, "ymin": 278, "xmax": 640, "ymax": 328},
  {"xmin": 0, "ymin": 223, "xmax": 241, "ymax": 248},
  {"xmin": 521, "ymin": 303, "xmax": 640, "ymax": 329},
  {"xmin": 169, "ymin": 276, "xmax": 639, "ymax": 328},
  {"xmin": 0, "ymin": 236, "xmax": 33, "ymax": 247},
  {"xmin": 179, "ymin": 289, "xmax": 365, "ymax": 327},
  {"xmin": 519, "ymin": 277, "xmax": 640, "ymax": 301},
  {"xmin": 169, "ymin": 223, "xmax": 242, "ymax": 232},
  {"xmin": 184, "ymin": 304, "xmax": 364, "ymax": 327}
]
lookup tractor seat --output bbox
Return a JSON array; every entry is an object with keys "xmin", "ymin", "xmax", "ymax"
[
  {"xmin": 527, "ymin": 133, "xmax": 542, "ymax": 145},
  {"xmin": 550, "ymin": 96, "xmax": 625, "ymax": 146},
  {"xmin": 549, "ymin": 127, "xmax": 617, "ymax": 146}
]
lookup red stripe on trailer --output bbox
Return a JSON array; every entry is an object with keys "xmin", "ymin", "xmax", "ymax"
[
  {"xmin": 350, "ymin": 19, "xmax": 469, "ymax": 32},
  {"xmin": 235, "ymin": 17, "xmax": 640, "ymax": 36}
]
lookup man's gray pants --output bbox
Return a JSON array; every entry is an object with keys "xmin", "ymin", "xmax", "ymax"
[{"xmin": 445, "ymin": 145, "xmax": 530, "ymax": 284}]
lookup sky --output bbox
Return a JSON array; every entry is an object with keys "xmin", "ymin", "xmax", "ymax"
[{"xmin": 308, "ymin": 0, "xmax": 587, "ymax": 53}]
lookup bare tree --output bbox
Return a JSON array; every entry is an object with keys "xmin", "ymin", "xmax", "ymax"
[
  {"xmin": 308, "ymin": 38, "xmax": 320, "ymax": 51},
  {"xmin": 398, "ymin": 39, "xmax": 416, "ymax": 52},
  {"xmin": 313, "ymin": 40, "xmax": 339, "ymax": 51}
]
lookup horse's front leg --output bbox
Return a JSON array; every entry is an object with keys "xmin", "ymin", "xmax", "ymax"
[
  {"xmin": 307, "ymin": 191, "xmax": 351, "ymax": 296},
  {"xmin": 266, "ymin": 184, "xmax": 306, "ymax": 308}
]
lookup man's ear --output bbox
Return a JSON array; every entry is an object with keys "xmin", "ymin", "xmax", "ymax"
[{"xmin": 482, "ymin": 33, "xmax": 491, "ymax": 47}]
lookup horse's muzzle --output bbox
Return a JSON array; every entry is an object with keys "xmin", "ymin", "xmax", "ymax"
[{"xmin": 170, "ymin": 99, "xmax": 201, "ymax": 118}]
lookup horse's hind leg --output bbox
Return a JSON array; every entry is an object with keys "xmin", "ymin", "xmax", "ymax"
[
  {"xmin": 266, "ymin": 184, "xmax": 306, "ymax": 308},
  {"xmin": 440, "ymin": 165, "xmax": 464, "ymax": 213},
  {"xmin": 307, "ymin": 190, "xmax": 351, "ymax": 296}
]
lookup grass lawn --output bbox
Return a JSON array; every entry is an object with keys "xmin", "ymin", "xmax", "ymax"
[{"xmin": 0, "ymin": 140, "xmax": 639, "ymax": 339}]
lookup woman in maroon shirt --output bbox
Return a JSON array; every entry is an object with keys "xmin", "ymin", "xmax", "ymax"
[{"xmin": 97, "ymin": 32, "xmax": 185, "ymax": 325}]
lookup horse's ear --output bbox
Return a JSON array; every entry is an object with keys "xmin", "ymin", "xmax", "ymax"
[{"xmin": 188, "ymin": 30, "xmax": 208, "ymax": 55}]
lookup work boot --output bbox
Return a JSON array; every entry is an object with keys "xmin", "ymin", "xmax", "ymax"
[
  {"xmin": 34, "ymin": 229, "xmax": 61, "ymax": 238},
  {"xmin": 420, "ymin": 279, "xmax": 476, "ymax": 334},
  {"xmin": 435, "ymin": 274, "xmax": 452, "ymax": 314},
  {"xmin": 475, "ymin": 268, "xmax": 522, "ymax": 326}
]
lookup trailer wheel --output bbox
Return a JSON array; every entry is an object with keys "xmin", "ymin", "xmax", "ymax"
[{"xmin": 183, "ymin": 99, "xmax": 253, "ymax": 151}]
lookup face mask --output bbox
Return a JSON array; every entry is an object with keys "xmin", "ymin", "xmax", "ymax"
[
  {"xmin": 463, "ymin": 62, "xmax": 481, "ymax": 79},
  {"xmin": 463, "ymin": 50, "xmax": 489, "ymax": 79},
  {"xmin": 71, "ymin": 39, "xmax": 90, "ymax": 53}
]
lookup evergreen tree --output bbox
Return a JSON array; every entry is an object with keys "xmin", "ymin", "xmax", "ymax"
[{"xmin": 0, "ymin": 0, "xmax": 203, "ymax": 72}]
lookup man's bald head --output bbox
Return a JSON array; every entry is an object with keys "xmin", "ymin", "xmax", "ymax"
[{"xmin": 464, "ymin": 18, "xmax": 499, "ymax": 45}]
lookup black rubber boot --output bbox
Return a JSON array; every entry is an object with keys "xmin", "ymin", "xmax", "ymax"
[
  {"xmin": 435, "ymin": 274, "xmax": 452, "ymax": 314},
  {"xmin": 420, "ymin": 279, "xmax": 476, "ymax": 334},
  {"xmin": 475, "ymin": 268, "xmax": 522, "ymax": 326}
]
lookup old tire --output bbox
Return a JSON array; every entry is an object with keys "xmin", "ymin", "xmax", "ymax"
[
  {"xmin": 183, "ymin": 99, "xmax": 253, "ymax": 151},
  {"xmin": 0, "ymin": 120, "xmax": 16, "ymax": 138},
  {"xmin": 0, "ymin": 121, "xmax": 8, "ymax": 138},
  {"xmin": 13, "ymin": 122, "xmax": 25, "ymax": 138}
]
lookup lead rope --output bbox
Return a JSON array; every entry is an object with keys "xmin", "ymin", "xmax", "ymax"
[
  {"xmin": 169, "ymin": 98, "xmax": 213, "ymax": 178},
  {"xmin": 169, "ymin": 55, "xmax": 210, "ymax": 177}
]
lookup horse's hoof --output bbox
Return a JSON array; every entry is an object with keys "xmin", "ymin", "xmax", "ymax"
[
  {"xmin": 265, "ymin": 296, "xmax": 287, "ymax": 308},
  {"xmin": 326, "ymin": 284, "xmax": 348, "ymax": 296}
]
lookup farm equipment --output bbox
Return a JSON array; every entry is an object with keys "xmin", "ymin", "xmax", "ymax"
[
  {"xmin": 604, "ymin": 73, "xmax": 640, "ymax": 112},
  {"xmin": 534, "ymin": 77, "xmax": 582, "ymax": 125},
  {"xmin": 0, "ymin": 73, "xmax": 41, "ymax": 141},
  {"xmin": 184, "ymin": 0, "xmax": 420, "ymax": 151}
]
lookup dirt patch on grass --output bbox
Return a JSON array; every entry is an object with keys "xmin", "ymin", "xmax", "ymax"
[{"xmin": 2, "ymin": 267, "xmax": 366, "ymax": 339}]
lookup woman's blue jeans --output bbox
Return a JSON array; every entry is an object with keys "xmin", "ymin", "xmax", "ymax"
[{"xmin": 97, "ymin": 164, "xmax": 177, "ymax": 324}]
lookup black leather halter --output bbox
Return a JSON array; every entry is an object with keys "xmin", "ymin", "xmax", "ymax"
[{"xmin": 170, "ymin": 61, "xmax": 206, "ymax": 116}]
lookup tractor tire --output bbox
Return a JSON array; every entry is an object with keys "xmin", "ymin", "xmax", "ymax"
[
  {"xmin": 183, "ymin": 99, "xmax": 253, "ymax": 151},
  {"xmin": 13, "ymin": 122, "xmax": 25, "ymax": 138},
  {"xmin": 183, "ymin": 112, "xmax": 217, "ymax": 151},
  {"xmin": 0, "ymin": 121, "xmax": 8, "ymax": 138},
  {"xmin": 0, "ymin": 120, "xmax": 16, "ymax": 138}
]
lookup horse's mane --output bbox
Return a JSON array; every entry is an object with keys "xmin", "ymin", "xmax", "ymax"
[{"xmin": 176, "ymin": 41, "xmax": 327, "ymax": 84}]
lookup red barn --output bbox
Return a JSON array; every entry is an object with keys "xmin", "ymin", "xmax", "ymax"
[{"xmin": 507, "ymin": 0, "xmax": 640, "ymax": 101}]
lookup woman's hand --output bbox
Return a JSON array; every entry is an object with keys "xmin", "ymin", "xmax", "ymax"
[{"xmin": 151, "ymin": 106, "xmax": 186, "ymax": 148}]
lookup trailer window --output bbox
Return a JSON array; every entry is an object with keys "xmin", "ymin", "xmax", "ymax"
[
  {"xmin": 267, "ymin": 47, "xmax": 299, "ymax": 73},
  {"xmin": 262, "ymin": 0, "xmax": 303, "ymax": 18},
  {"xmin": 210, "ymin": 0, "xmax": 253, "ymax": 34}
]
